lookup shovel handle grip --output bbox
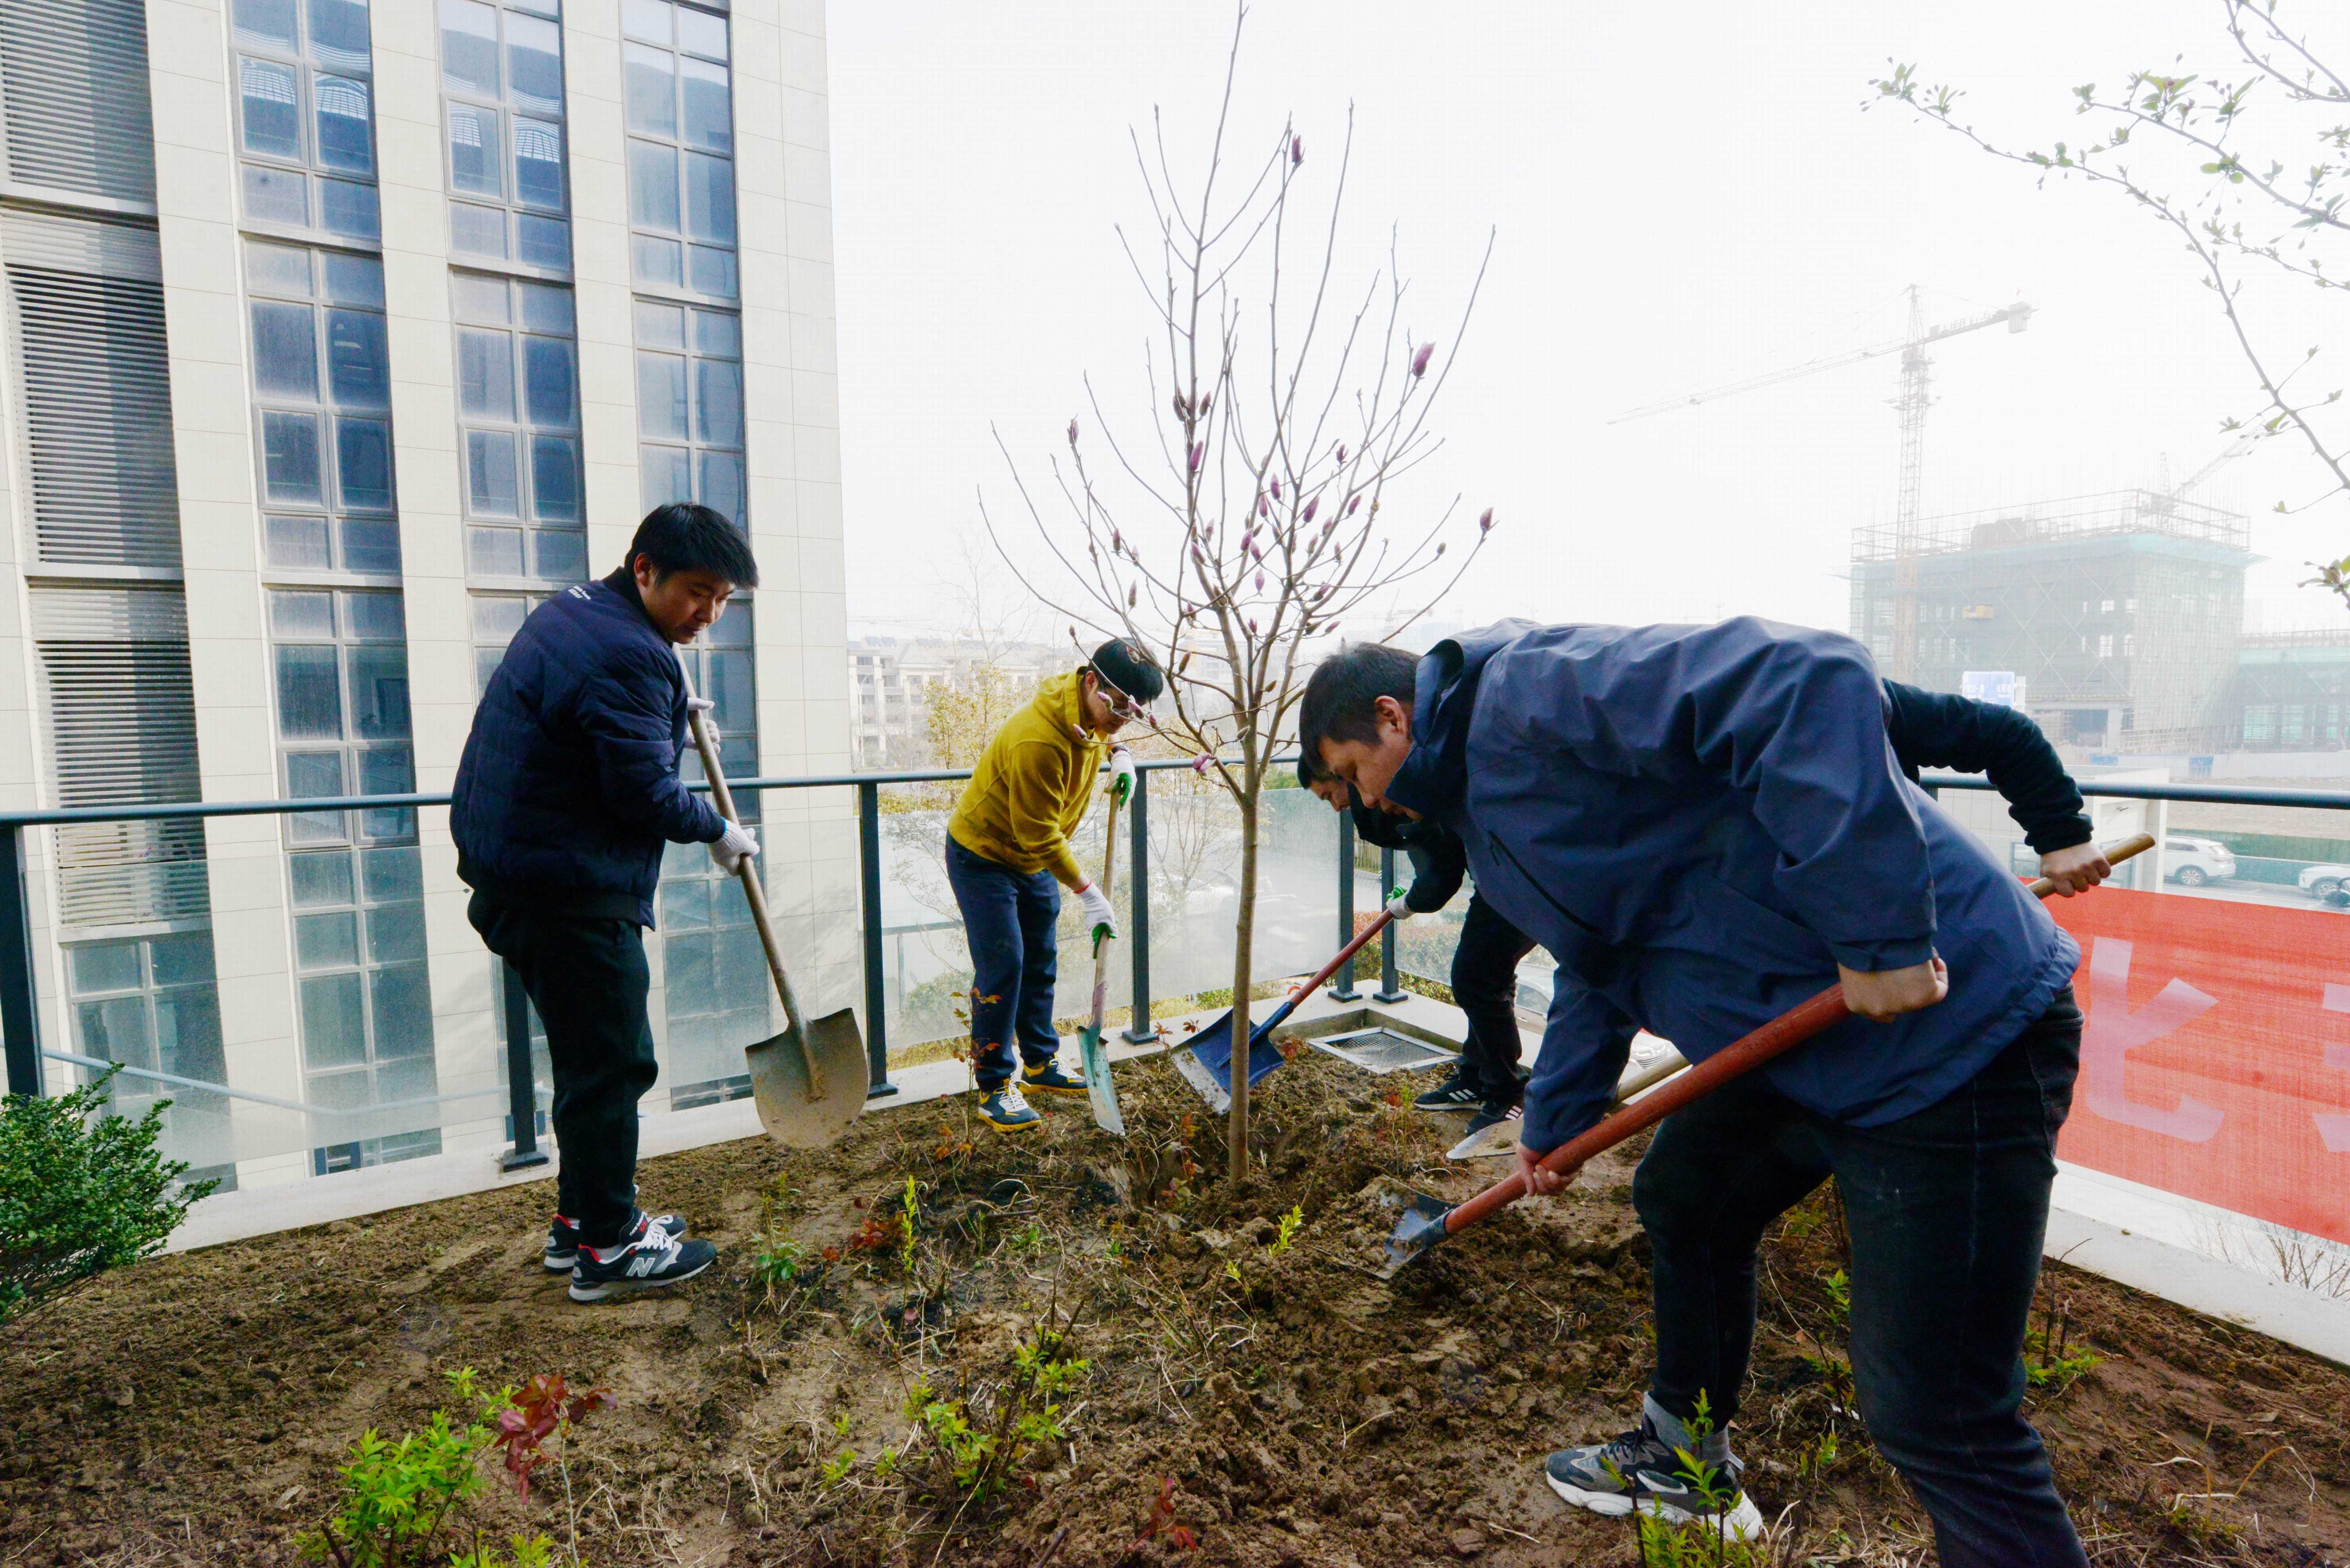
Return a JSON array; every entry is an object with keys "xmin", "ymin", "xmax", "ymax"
[
  {"xmin": 684, "ymin": 678, "xmax": 825, "ymax": 1101},
  {"xmin": 1441, "ymin": 830, "xmax": 2157, "ymax": 1241}
]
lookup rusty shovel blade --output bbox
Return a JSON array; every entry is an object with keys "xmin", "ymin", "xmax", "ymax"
[{"xmin": 745, "ymin": 1007, "xmax": 869, "ymax": 1150}]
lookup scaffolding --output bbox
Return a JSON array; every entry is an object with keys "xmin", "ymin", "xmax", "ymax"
[{"xmin": 1850, "ymin": 489, "xmax": 2253, "ymax": 751}]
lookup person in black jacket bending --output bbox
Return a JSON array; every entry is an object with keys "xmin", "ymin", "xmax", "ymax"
[
  {"xmin": 452, "ymin": 504, "xmax": 760, "ymax": 1303},
  {"xmin": 1295, "ymin": 679, "xmax": 2112, "ymax": 1146}
]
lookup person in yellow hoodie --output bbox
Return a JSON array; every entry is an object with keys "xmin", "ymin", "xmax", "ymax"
[{"xmin": 945, "ymin": 639, "xmax": 1162, "ymax": 1130}]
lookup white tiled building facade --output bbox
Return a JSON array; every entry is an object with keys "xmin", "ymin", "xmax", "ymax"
[{"xmin": 0, "ymin": 0, "xmax": 856, "ymax": 1193}]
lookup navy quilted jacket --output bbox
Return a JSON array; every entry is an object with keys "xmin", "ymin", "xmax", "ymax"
[{"xmin": 452, "ymin": 571, "xmax": 725, "ymax": 926}]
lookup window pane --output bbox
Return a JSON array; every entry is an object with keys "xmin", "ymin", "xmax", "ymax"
[
  {"xmin": 151, "ymin": 933, "xmax": 218, "ymax": 990},
  {"xmin": 518, "ymin": 282, "xmax": 574, "ymax": 333},
  {"xmin": 710, "ymin": 646, "xmax": 753, "ymax": 726},
  {"xmin": 514, "ymin": 117, "xmax": 563, "ymax": 209},
  {"xmin": 687, "ymin": 244, "xmax": 736, "ymax": 299},
  {"xmin": 468, "ymin": 430, "xmax": 520, "ymax": 515},
  {"xmin": 308, "ymin": 0, "xmax": 373, "ymax": 73},
  {"xmin": 325, "ymin": 308, "xmax": 390, "ymax": 408},
  {"xmin": 677, "ymin": 6, "xmax": 726, "ymax": 61},
  {"xmin": 251, "ymin": 301, "xmax": 320, "ymax": 398},
  {"xmin": 452, "ymin": 271, "xmax": 510, "ymax": 324},
  {"xmin": 268, "ymin": 514, "xmax": 333, "ymax": 568},
  {"xmin": 233, "ymin": 0, "xmax": 298, "ymax": 47},
  {"xmin": 276, "ymin": 644, "xmax": 344, "ymax": 737},
  {"xmin": 448, "ymin": 103, "xmax": 499, "ymax": 195},
  {"xmin": 290, "ymin": 850, "xmax": 355, "ymax": 907},
  {"xmin": 693, "ymin": 355, "xmax": 741, "ymax": 445},
  {"xmin": 639, "ymin": 444, "xmax": 689, "ymax": 510},
  {"xmin": 348, "ymin": 646, "xmax": 410, "ymax": 738},
  {"xmin": 246, "ymin": 241, "xmax": 312, "ymax": 296},
  {"xmin": 371, "ymin": 964, "xmax": 435, "ymax": 1056},
  {"xmin": 692, "ymin": 308, "xmax": 739, "ymax": 357},
  {"xmin": 532, "ymin": 527, "xmax": 585, "ymax": 582},
  {"xmin": 522, "ymin": 336, "xmax": 575, "ymax": 425},
  {"xmin": 697, "ymin": 448, "xmax": 743, "ymax": 526},
  {"xmin": 472, "ymin": 595, "xmax": 528, "ymax": 640},
  {"xmin": 285, "ymin": 753, "xmax": 346, "ymax": 846},
  {"xmin": 363, "ymin": 845, "xmax": 424, "ymax": 903},
  {"xmin": 344, "ymin": 589, "xmax": 406, "ymax": 640},
  {"xmin": 439, "ymin": 0, "xmax": 499, "ymax": 93},
  {"xmin": 631, "ymin": 234, "xmax": 681, "ymax": 286},
  {"xmin": 450, "ymin": 202, "xmax": 507, "ymax": 258},
  {"xmin": 683, "ymin": 151, "xmax": 734, "ymax": 243},
  {"xmin": 622, "ymin": 43, "xmax": 677, "ymax": 137},
  {"xmin": 69, "ymin": 941, "xmax": 144, "ymax": 995},
  {"xmin": 314, "ymin": 73, "xmax": 374, "ymax": 173},
  {"xmin": 366, "ymin": 903, "xmax": 426, "ymax": 964},
  {"xmin": 243, "ymin": 164, "xmax": 308, "ymax": 225},
  {"xmin": 323, "ymin": 252, "xmax": 385, "ymax": 306},
  {"xmin": 268, "ymin": 588, "xmax": 334, "ymax": 637},
  {"xmin": 680, "ymin": 56, "xmax": 730, "ymax": 152},
  {"xmin": 633, "ymin": 299, "xmax": 685, "ymax": 349},
  {"xmin": 458, "ymin": 327, "xmax": 516, "ymax": 417},
  {"xmin": 262, "ymin": 410, "xmax": 323, "ymax": 502},
  {"xmin": 621, "ymin": 0, "xmax": 670, "ymax": 45},
  {"xmin": 357, "ymin": 746, "xmax": 415, "ymax": 837},
  {"xmin": 635, "ymin": 351, "xmax": 686, "ymax": 438},
  {"xmin": 240, "ymin": 57, "xmax": 301, "ymax": 157},
  {"xmin": 470, "ymin": 526, "xmax": 525, "ymax": 576},
  {"xmin": 342, "ymin": 516, "xmax": 401, "ymax": 574},
  {"xmin": 516, "ymin": 213, "xmax": 569, "ymax": 269},
  {"xmin": 296, "ymin": 910, "xmax": 361, "ymax": 969},
  {"xmin": 320, "ymin": 177, "xmax": 380, "ymax": 239},
  {"xmin": 475, "ymin": 648, "xmax": 505, "ymax": 690},
  {"xmin": 336, "ymin": 418, "xmax": 394, "ymax": 511},
  {"xmin": 508, "ymin": 12, "xmax": 563, "ymax": 114},
  {"xmin": 299, "ymin": 973, "xmax": 368, "ymax": 1067},
  {"xmin": 530, "ymin": 435, "xmax": 579, "ymax": 520},
  {"xmin": 627, "ymin": 138, "xmax": 679, "ymax": 230}
]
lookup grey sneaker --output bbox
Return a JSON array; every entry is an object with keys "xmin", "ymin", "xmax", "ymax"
[
  {"xmin": 544, "ymin": 1208, "xmax": 686, "ymax": 1271},
  {"xmin": 1544, "ymin": 1397, "xmax": 1763, "ymax": 1541}
]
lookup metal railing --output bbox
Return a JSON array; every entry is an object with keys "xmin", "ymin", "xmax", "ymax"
[{"xmin": 5, "ymin": 764, "xmax": 2349, "ymax": 1144}]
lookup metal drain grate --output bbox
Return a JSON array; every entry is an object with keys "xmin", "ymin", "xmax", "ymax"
[{"xmin": 1309, "ymin": 1027, "xmax": 1458, "ymax": 1074}]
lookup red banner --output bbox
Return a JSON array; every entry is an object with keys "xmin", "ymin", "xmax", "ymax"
[{"xmin": 2045, "ymin": 887, "xmax": 2350, "ymax": 1246}]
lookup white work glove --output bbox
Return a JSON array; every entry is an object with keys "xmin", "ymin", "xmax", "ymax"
[
  {"xmin": 1108, "ymin": 746, "xmax": 1137, "ymax": 805},
  {"xmin": 1385, "ymin": 887, "xmax": 1416, "ymax": 921},
  {"xmin": 685, "ymin": 695, "xmax": 715, "ymax": 715},
  {"xmin": 1074, "ymin": 880, "xmax": 1119, "ymax": 942},
  {"xmin": 709, "ymin": 818, "xmax": 759, "ymax": 873}
]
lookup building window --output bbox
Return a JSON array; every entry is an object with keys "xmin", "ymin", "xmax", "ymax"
[
  {"xmin": 2100, "ymin": 599, "xmax": 2114, "ymax": 614},
  {"xmin": 454, "ymin": 271, "xmax": 582, "ymax": 581},
  {"xmin": 621, "ymin": 0, "xmax": 736, "ymax": 300},
  {"xmin": 2244, "ymin": 704, "xmax": 2275, "ymax": 742},
  {"xmin": 268, "ymin": 588, "xmax": 415, "ymax": 842},
  {"xmin": 2121, "ymin": 633, "xmax": 2135, "ymax": 658},
  {"xmin": 231, "ymin": 0, "xmax": 381, "ymax": 241},
  {"xmin": 246, "ymin": 242, "xmax": 399, "ymax": 574},
  {"xmin": 2282, "ymin": 704, "xmax": 2307, "ymax": 744},
  {"xmin": 471, "ymin": 590, "xmax": 548, "ymax": 692},
  {"xmin": 660, "ymin": 605, "xmax": 761, "ymax": 1104},
  {"xmin": 439, "ymin": 0, "xmax": 570, "ymax": 269},
  {"xmin": 2096, "ymin": 634, "xmax": 2112, "ymax": 659},
  {"xmin": 634, "ymin": 298, "xmax": 743, "ymax": 521},
  {"xmin": 2125, "ymin": 597, "xmax": 2138, "ymax": 613},
  {"xmin": 67, "ymin": 933, "xmax": 234, "ymax": 1189}
]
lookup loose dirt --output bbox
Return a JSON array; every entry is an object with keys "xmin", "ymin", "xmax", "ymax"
[{"xmin": 6, "ymin": 1047, "xmax": 2350, "ymax": 1566}]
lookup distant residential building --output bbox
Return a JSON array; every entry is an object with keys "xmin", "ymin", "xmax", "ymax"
[
  {"xmin": 2228, "ymin": 630, "xmax": 2350, "ymax": 751},
  {"xmin": 848, "ymin": 636, "xmax": 1062, "ymax": 768}
]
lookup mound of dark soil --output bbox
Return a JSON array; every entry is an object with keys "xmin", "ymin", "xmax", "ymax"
[{"xmin": 5, "ymin": 1049, "xmax": 2349, "ymax": 1566}]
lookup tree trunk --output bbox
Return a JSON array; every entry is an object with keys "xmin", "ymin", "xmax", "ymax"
[{"xmin": 1227, "ymin": 794, "xmax": 1258, "ymax": 1185}]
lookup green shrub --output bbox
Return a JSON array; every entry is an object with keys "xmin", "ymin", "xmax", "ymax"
[{"xmin": 0, "ymin": 1065, "xmax": 213, "ymax": 1329}]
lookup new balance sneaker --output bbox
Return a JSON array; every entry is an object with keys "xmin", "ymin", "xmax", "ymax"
[
  {"xmin": 1543, "ymin": 1397, "xmax": 1764, "ymax": 1541},
  {"xmin": 1464, "ymin": 1100, "xmax": 1522, "ymax": 1140},
  {"xmin": 567, "ymin": 1212, "xmax": 718, "ymax": 1303},
  {"xmin": 978, "ymin": 1082, "xmax": 1044, "ymax": 1132},
  {"xmin": 1413, "ymin": 1068, "xmax": 1483, "ymax": 1112},
  {"xmin": 544, "ymin": 1208, "xmax": 687, "ymax": 1272},
  {"xmin": 1021, "ymin": 1060, "xmax": 1088, "ymax": 1097}
]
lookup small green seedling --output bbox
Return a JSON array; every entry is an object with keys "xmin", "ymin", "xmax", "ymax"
[{"xmin": 1270, "ymin": 1203, "xmax": 1303, "ymax": 1255}]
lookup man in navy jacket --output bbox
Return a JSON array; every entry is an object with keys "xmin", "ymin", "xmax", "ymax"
[
  {"xmin": 453, "ymin": 503, "xmax": 759, "ymax": 1303},
  {"xmin": 1303, "ymin": 620, "xmax": 2091, "ymax": 1567}
]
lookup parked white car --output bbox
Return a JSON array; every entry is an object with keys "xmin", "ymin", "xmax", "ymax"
[
  {"xmin": 2298, "ymin": 863, "xmax": 2350, "ymax": 900},
  {"xmin": 2163, "ymin": 837, "xmax": 2237, "ymax": 887}
]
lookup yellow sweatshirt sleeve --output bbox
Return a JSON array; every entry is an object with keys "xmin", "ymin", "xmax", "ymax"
[{"xmin": 1003, "ymin": 739, "xmax": 1087, "ymax": 887}]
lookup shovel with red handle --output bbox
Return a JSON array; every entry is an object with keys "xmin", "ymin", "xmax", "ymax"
[{"xmin": 1374, "ymin": 832, "xmax": 2153, "ymax": 1278}]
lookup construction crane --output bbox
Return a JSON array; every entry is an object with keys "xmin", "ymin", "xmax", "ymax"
[
  {"xmin": 2145, "ymin": 430, "xmax": 2257, "ymax": 519},
  {"xmin": 1612, "ymin": 285, "xmax": 2033, "ymax": 679}
]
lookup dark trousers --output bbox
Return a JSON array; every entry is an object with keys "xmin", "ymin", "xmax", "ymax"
[
  {"xmin": 1633, "ymin": 989, "xmax": 2087, "ymax": 1568},
  {"xmin": 469, "ymin": 893, "xmax": 659, "ymax": 1247},
  {"xmin": 944, "ymin": 836, "xmax": 1062, "ymax": 1091},
  {"xmin": 1451, "ymin": 893, "xmax": 1536, "ymax": 1102}
]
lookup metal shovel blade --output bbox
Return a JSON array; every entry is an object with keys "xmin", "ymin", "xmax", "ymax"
[
  {"xmin": 1175, "ymin": 1012, "xmax": 1286, "ymax": 1111},
  {"xmin": 745, "ymin": 1007, "xmax": 869, "ymax": 1150},
  {"xmin": 1373, "ymin": 1182, "xmax": 1456, "ymax": 1280},
  {"xmin": 1078, "ymin": 1023, "xmax": 1126, "ymax": 1137}
]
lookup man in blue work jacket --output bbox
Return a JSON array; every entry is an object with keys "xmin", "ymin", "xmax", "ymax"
[{"xmin": 1302, "ymin": 620, "xmax": 2090, "ymax": 1568}]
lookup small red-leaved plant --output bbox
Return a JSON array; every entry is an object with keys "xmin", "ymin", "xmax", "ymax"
[
  {"xmin": 1138, "ymin": 1475, "xmax": 1199, "ymax": 1553},
  {"xmin": 492, "ymin": 1373, "xmax": 613, "ymax": 1500}
]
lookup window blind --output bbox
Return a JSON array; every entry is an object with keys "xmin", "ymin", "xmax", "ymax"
[{"xmin": 0, "ymin": 0, "xmax": 159, "ymax": 204}]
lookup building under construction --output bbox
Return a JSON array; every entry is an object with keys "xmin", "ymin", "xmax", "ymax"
[{"xmin": 1850, "ymin": 489, "xmax": 2254, "ymax": 751}]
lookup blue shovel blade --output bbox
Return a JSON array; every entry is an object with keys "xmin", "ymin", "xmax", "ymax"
[{"xmin": 1177, "ymin": 1011, "xmax": 1287, "ymax": 1112}]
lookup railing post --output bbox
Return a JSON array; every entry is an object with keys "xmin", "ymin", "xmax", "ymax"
[
  {"xmin": 498, "ymin": 961, "xmax": 548, "ymax": 1172},
  {"xmin": 1, "ymin": 825, "xmax": 40, "ymax": 1097},
  {"xmin": 1331, "ymin": 809, "xmax": 1361, "ymax": 1001},
  {"xmin": 858, "ymin": 780, "xmax": 897, "ymax": 1098},
  {"xmin": 1375, "ymin": 844, "xmax": 1407, "ymax": 1003},
  {"xmin": 1123, "ymin": 766, "xmax": 1156, "ymax": 1042}
]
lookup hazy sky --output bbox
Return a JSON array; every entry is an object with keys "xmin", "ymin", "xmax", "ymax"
[{"xmin": 827, "ymin": 1, "xmax": 2350, "ymax": 643}]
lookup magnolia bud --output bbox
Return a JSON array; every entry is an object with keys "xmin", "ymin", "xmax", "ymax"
[
  {"xmin": 1335, "ymin": 443, "xmax": 1347, "ymax": 462},
  {"xmin": 1257, "ymin": 493, "xmax": 1269, "ymax": 517},
  {"xmin": 1128, "ymin": 582, "xmax": 1139, "ymax": 607},
  {"xmin": 1111, "ymin": 529, "xmax": 1121, "ymax": 551},
  {"xmin": 1479, "ymin": 507, "xmax": 1495, "ymax": 534},
  {"xmin": 1199, "ymin": 393, "xmax": 1211, "ymax": 418},
  {"xmin": 1347, "ymin": 494, "xmax": 1361, "ymax": 516},
  {"xmin": 1303, "ymin": 496, "xmax": 1319, "ymax": 524},
  {"xmin": 1188, "ymin": 441, "xmax": 1204, "ymax": 473},
  {"xmin": 1192, "ymin": 753, "xmax": 1213, "ymax": 775},
  {"xmin": 1435, "ymin": 542, "xmax": 1447, "ymax": 557},
  {"xmin": 1255, "ymin": 569, "xmax": 1266, "ymax": 593},
  {"xmin": 1269, "ymin": 477, "xmax": 1282, "ymax": 500},
  {"xmin": 1291, "ymin": 134, "xmax": 1303, "ymax": 165},
  {"xmin": 1411, "ymin": 343, "xmax": 1434, "ymax": 378},
  {"xmin": 1067, "ymin": 417, "xmax": 1079, "ymax": 445}
]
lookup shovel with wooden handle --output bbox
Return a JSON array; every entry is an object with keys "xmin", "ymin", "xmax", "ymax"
[
  {"xmin": 683, "ymin": 674, "xmax": 868, "ymax": 1149},
  {"xmin": 1375, "ymin": 832, "xmax": 2155, "ymax": 1278},
  {"xmin": 1076, "ymin": 784, "xmax": 1127, "ymax": 1136}
]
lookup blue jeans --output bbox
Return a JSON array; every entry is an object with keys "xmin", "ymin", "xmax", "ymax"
[
  {"xmin": 944, "ymin": 836, "xmax": 1063, "ymax": 1090},
  {"xmin": 1633, "ymin": 989, "xmax": 2087, "ymax": 1568}
]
